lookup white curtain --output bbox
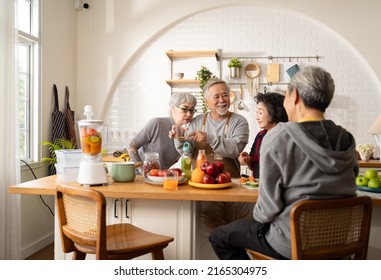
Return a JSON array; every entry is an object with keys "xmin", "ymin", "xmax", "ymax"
[{"xmin": 0, "ymin": 0, "xmax": 21, "ymax": 259}]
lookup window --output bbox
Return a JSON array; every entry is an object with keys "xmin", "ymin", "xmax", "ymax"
[{"xmin": 17, "ymin": 0, "xmax": 40, "ymax": 161}]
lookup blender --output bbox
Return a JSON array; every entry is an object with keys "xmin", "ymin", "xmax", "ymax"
[{"xmin": 77, "ymin": 105, "xmax": 108, "ymax": 186}]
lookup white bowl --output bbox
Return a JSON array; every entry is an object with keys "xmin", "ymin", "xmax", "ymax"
[
  {"xmin": 174, "ymin": 72, "xmax": 184, "ymax": 80},
  {"xmin": 147, "ymin": 174, "xmax": 184, "ymax": 183}
]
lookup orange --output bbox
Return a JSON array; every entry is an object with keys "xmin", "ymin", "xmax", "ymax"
[{"xmin": 191, "ymin": 168, "xmax": 206, "ymax": 183}]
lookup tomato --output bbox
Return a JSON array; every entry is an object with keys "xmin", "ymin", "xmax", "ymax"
[
  {"xmin": 157, "ymin": 170, "xmax": 166, "ymax": 177},
  {"xmin": 149, "ymin": 169, "xmax": 159, "ymax": 176},
  {"xmin": 88, "ymin": 128, "xmax": 99, "ymax": 136}
]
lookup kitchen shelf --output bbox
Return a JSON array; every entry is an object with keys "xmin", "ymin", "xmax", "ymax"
[
  {"xmin": 166, "ymin": 79, "xmax": 200, "ymax": 87},
  {"xmin": 166, "ymin": 50, "xmax": 220, "ymax": 60},
  {"xmin": 166, "ymin": 49, "xmax": 221, "ymax": 93}
]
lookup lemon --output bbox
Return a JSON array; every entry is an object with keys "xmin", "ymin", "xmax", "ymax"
[{"xmin": 90, "ymin": 136, "xmax": 100, "ymax": 143}]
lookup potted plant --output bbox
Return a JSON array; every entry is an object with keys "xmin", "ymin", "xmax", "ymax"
[
  {"xmin": 196, "ymin": 66, "xmax": 216, "ymax": 113},
  {"xmin": 41, "ymin": 138, "xmax": 77, "ymax": 168},
  {"xmin": 227, "ymin": 57, "xmax": 242, "ymax": 79}
]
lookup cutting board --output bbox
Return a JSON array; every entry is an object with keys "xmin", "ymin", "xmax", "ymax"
[{"xmin": 266, "ymin": 63, "xmax": 280, "ymax": 83}]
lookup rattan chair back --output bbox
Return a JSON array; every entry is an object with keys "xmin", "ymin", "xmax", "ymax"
[
  {"xmin": 56, "ymin": 184, "xmax": 174, "ymax": 260},
  {"xmin": 247, "ymin": 196, "xmax": 372, "ymax": 260}
]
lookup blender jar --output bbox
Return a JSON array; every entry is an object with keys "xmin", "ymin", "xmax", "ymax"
[{"xmin": 78, "ymin": 119, "xmax": 103, "ymax": 162}]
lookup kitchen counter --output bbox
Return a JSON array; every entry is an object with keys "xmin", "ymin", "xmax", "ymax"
[
  {"xmin": 8, "ymin": 175, "xmax": 381, "ymax": 206},
  {"xmin": 358, "ymin": 159, "xmax": 381, "ymax": 169},
  {"xmin": 8, "ymin": 171, "xmax": 381, "ymax": 209},
  {"xmin": 8, "ymin": 175, "xmax": 381, "ymax": 260}
]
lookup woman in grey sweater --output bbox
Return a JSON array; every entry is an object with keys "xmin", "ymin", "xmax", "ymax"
[
  {"xmin": 128, "ymin": 92, "xmax": 197, "ymax": 170},
  {"xmin": 209, "ymin": 66, "xmax": 358, "ymax": 259}
]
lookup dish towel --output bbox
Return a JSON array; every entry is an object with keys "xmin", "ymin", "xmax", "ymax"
[{"xmin": 286, "ymin": 64, "xmax": 300, "ymax": 78}]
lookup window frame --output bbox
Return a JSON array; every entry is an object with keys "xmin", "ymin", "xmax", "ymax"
[{"xmin": 17, "ymin": 0, "xmax": 41, "ymax": 164}]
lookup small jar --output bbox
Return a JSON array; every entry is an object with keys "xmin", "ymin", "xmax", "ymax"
[{"xmin": 143, "ymin": 152, "xmax": 160, "ymax": 178}]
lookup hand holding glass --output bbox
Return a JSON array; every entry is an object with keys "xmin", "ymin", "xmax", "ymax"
[{"xmin": 174, "ymin": 125, "xmax": 186, "ymax": 140}]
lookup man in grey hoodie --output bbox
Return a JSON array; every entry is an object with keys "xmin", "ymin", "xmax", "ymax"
[{"xmin": 209, "ymin": 66, "xmax": 358, "ymax": 260}]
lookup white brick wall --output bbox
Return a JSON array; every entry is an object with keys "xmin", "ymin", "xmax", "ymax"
[{"xmin": 103, "ymin": 5, "xmax": 381, "ymax": 151}]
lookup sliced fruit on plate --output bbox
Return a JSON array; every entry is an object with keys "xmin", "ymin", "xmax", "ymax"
[{"xmin": 245, "ymin": 181, "xmax": 259, "ymax": 188}]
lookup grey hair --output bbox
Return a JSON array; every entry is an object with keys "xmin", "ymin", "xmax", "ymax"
[
  {"xmin": 287, "ymin": 65, "xmax": 335, "ymax": 112},
  {"xmin": 169, "ymin": 92, "xmax": 197, "ymax": 107},
  {"xmin": 203, "ymin": 78, "xmax": 230, "ymax": 98}
]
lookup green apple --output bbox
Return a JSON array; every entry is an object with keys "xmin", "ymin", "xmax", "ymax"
[
  {"xmin": 356, "ymin": 176, "xmax": 369, "ymax": 186},
  {"xmin": 364, "ymin": 169, "xmax": 378, "ymax": 179},
  {"xmin": 367, "ymin": 178, "xmax": 381, "ymax": 188}
]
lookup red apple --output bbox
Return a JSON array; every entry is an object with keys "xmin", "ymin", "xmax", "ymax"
[
  {"xmin": 169, "ymin": 168, "xmax": 182, "ymax": 176},
  {"xmin": 214, "ymin": 161, "xmax": 224, "ymax": 172},
  {"xmin": 202, "ymin": 174, "xmax": 216, "ymax": 184},
  {"xmin": 206, "ymin": 163, "xmax": 220, "ymax": 177},
  {"xmin": 216, "ymin": 173, "xmax": 230, "ymax": 184},
  {"xmin": 223, "ymin": 171, "xmax": 232, "ymax": 181},
  {"xmin": 200, "ymin": 161, "xmax": 210, "ymax": 172}
]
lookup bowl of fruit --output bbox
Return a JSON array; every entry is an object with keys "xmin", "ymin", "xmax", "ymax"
[
  {"xmin": 146, "ymin": 168, "xmax": 184, "ymax": 184},
  {"xmin": 356, "ymin": 169, "xmax": 381, "ymax": 193},
  {"xmin": 189, "ymin": 161, "xmax": 233, "ymax": 189}
]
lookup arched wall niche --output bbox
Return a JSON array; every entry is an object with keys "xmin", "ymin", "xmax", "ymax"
[{"xmin": 102, "ymin": 4, "xmax": 381, "ymax": 152}]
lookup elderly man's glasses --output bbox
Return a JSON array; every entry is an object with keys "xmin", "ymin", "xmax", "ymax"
[{"xmin": 176, "ymin": 106, "xmax": 197, "ymax": 114}]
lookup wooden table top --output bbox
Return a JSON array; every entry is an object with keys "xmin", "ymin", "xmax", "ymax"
[
  {"xmin": 8, "ymin": 175, "xmax": 381, "ymax": 206},
  {"xmin": 8, "ymin": 175, "xmax": 259, "ymax": 203}
]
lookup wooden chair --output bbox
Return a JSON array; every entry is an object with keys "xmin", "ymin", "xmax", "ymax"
[
  {"xmin": 56, "ymin": 184, "xmax": 174, "ymax": 260},
  {"xmin": 247, "ymin": 196, "xmax": 372, "ymax": 260}
]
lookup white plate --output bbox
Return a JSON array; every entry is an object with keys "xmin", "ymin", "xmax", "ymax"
[
  {"xmin": 146, "ymin": 174, "xmax": 184, "ymax": 183},
  {"xmin": 145, "ymin": 177, "xmax": 187, "ymax": 186}
]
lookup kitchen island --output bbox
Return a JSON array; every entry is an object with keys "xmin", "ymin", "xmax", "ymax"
[
  {"xmin": 8, "ymin": 175, "xmax": 381, "ymax": 259},
  {"xmin": 9, "ymin": 175, "xmax": 260, "ymax": 260}
]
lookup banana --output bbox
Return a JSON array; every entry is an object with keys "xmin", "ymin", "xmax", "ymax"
[{"xmin": 119, "ymin": 153, "xmax": 130, "ymax": 162}]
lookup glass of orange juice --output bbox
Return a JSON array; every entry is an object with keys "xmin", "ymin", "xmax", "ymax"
[{"xmin": 163, "ymin": 170, "xmax": 179, "ymax": 190}]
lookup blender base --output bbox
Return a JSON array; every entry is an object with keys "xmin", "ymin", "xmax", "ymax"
[{"xmin": 77, "ymin": 161, "xmax": 108, "ymax": 186}]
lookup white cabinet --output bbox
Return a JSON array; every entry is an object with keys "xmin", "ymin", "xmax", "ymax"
[
  {"xmin": 106, "ymin": 197, "xmax": 132, "ymax": 224},
  {"xmin": 106, "ymin": 198, "xmax": 193, "ymax": 259},
  {"xmin": 127, "ymin": 199, "xmax": 193, "ymax": 260},
  {"xmin": 55, "ymin": 198, "xmax": 194, "ymax": 260}
]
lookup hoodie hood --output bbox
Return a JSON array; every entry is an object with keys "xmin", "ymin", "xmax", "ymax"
[{"xmin": 279, "ymin": 121, "xmax": 357, "ymax": 174}]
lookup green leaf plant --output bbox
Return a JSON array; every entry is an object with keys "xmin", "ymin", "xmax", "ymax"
[
  {"xmin": 227, "ymin": 57, "xmax": 242, "ymax": 68},
  {"xmin": 41, "ymin": 138, "xmax": 76, "ymax": 167},
  {"xmin": 196, "ymin": 66, "xmax": 216, "ymax": 113}
]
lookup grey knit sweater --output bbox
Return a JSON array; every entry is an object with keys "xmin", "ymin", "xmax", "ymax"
[
  {"xmin": 254, "ymin": 120, "xmax": 358, "ymax": 259},
  {"xmin": 130, "ymin": 117, "xmax": 179, "ymax": 170}
]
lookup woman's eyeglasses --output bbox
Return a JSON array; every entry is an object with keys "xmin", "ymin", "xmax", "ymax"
[{"xmin": 176, "ymin": 106, "xmax": 197, "ymax": 114}]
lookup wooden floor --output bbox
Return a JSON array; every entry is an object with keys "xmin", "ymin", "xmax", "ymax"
[{"xmin": 26, "ymin": 243, "xmax": 54, "ymax": 260}]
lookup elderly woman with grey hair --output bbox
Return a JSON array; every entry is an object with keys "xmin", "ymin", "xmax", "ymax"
[
  {"xmin": 172, "ymin": 78, "xmax": 249, "ymax": 178},
  {"xmin": 209, "ymin": 66, "xmax": 358, "ymax": 260},
  {"xmin": 128, "ymin": 92, "xmax": 197, "ymax": 170}
]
